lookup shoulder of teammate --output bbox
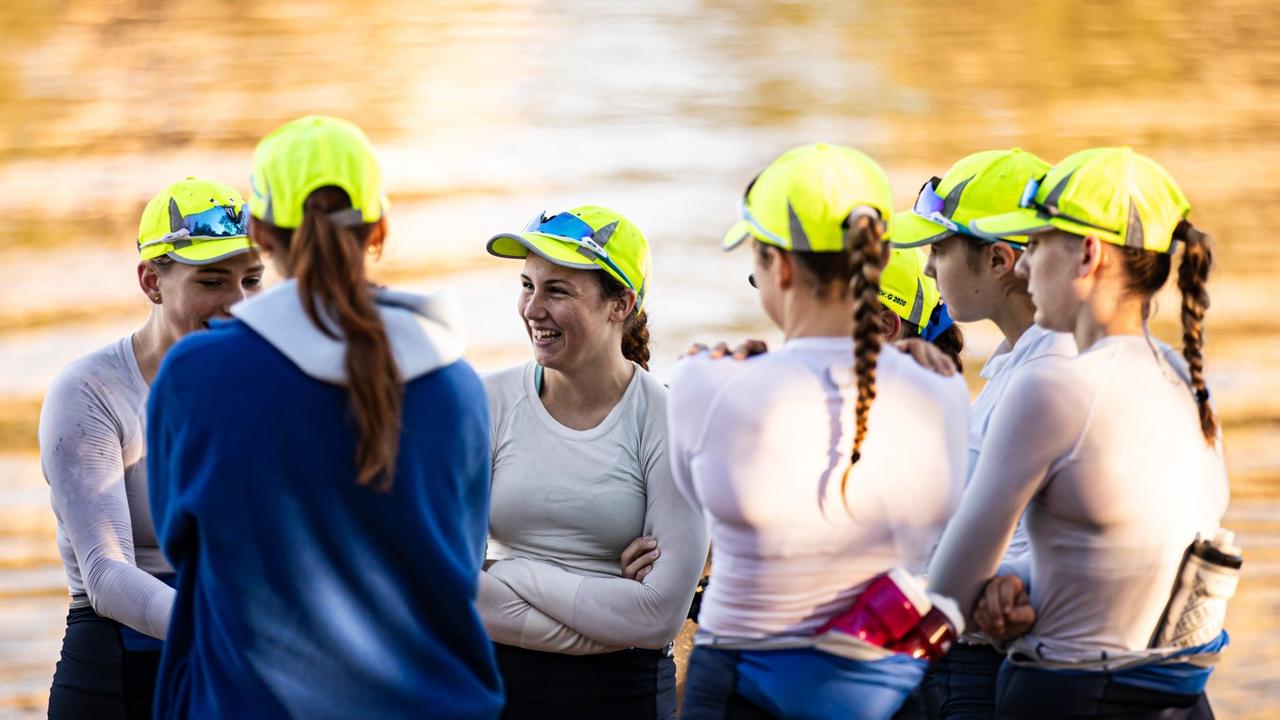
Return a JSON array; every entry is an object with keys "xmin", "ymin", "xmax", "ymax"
[
  {"xmin": 995, "ymin": 352, "xmax": 1090, "ymax": 433},
  {"xmin": 1025, "ymin": 326, "xmax": 1079, "ymax": 361},
  {"xmin": 877, "ymin": 342, "xmax": 969, "ymax": 411},
  {"xmin": 39, "ymin": 339, "xmax": 141, "ymax": 443},
  {"xmin": 669, "ymin": 351, "xmax": 793, "ymax": 449},
  {"xmin": 480, "ymin": 362, "xmax": 528, "ymax": 407},
  {"xmin": 471, "ymin": 363, "xmax": 526, "ymax": 447}
]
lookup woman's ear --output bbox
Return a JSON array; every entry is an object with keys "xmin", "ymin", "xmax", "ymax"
[
  {"xmin": 989, "ymin": 243, "xmax": 1019, "ymax": 277},
  {"xmin": 137, "ymin": 262, "xmax": 161, "ymax": 303},
  {"xmin": 1078, "ymin": 235, "xmax": 1104, "ymax": 278},
  {"xmin": 610, "ymin": 289, "xmax": 638, "ymax": 324},
  {"xmin": 880, "ymin": 307, "xmax": 903, "ymax": 340},
  {"xmin": 248, "ymin": 216, "xmax": 277, "ymax": 256},
  {"xmin": 772, "ymin": 246, "xmax": 795, "ymax": 290},
  {"xmin": 366, "ymin": 217, "xmax": 389, "ymax": 259}
]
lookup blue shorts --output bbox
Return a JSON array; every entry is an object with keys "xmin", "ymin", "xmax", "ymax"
[{"xmin": 682, "ymin": 645, "xmax": 927, "ymax": 720}]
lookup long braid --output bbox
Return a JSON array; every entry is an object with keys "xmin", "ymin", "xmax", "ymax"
[
  {"xmin": 1175, "ymin": 221, "xmax": 1217, "ymax": 444},
  {"xmin": 841, "ymin": 214, "xmax": 884, "ymax": 501}
]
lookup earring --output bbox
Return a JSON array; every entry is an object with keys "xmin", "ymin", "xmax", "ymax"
[{"xmin": 152, "ymin": 294, "xmax": 162, "ymax": 304}]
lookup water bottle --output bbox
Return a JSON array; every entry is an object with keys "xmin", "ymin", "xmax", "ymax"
[
  {"xmin": 1149, "ymin": 528, "xmax": 1243, "ymax": 649},
  {"xmin": 817, "ymin": 567, "xmax": 932, "ymax": 647},
  {"xmin": 892, "ymin": 594, "xmax": 964, "ymax": 661}
]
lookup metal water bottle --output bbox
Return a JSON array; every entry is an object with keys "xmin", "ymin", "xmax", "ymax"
[{"xmin": 1149, "ymin": 528, "xmax": 1243, "ymax": 649}]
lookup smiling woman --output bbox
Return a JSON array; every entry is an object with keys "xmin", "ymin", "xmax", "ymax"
[
  {"xmin": 38, "ymin": 177, "xmax": 261, "ymax": 720},
  {"xmin": 479, "ymin": 206, "xmax": 708, "ymax": 720}
]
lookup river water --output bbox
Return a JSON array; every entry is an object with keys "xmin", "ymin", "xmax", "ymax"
[{"xmin": 1, "ymin": 0, "xmax": 1278, "ymax": 716}]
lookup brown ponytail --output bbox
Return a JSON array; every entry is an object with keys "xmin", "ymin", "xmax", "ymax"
[
  {"xmin": 1175, "ymin": 222, "xmax": 1217, "ymax": 444},
  {"xmin": 846, "ymin": 214, "xmax": 885, "ymax": 479},
  {"xmin": 594, "ymin": 271, "xmax": 651, "ymax": 370},
  {"xmin": 263, "ymin": 186, "xmax": 403, "ymax": 491}
]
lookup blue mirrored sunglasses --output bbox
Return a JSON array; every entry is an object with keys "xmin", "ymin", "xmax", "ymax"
[
  {"xmin": 181, "ymin": 204, "xmax": 249, "ymax": 239},
  {"xmin": 911, "ymin": 177, "xmax": 984, "ymax": 240},
  {"xmin": 139, "ymin": 204, "xmax": 249, "ymax": 251},
  {"xmin": 523, "ymin": 211, "xmax": 638, "ymax": 292}
]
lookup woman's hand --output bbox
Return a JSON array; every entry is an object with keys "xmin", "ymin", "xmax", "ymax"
[
  {"xmin": 974, "ymin": 575, "xmax": 1036, "ymax": 641},
  {"xmin": 620, "ymin": 536, "xmax": 661, "ymax": 582},
  {"xmin": 683, "ymin": 339, "xmax": 769, "ymax": 360},
  {"xmin": 894, "ymin": 338, "xmax": 958, "ymax": 377}
]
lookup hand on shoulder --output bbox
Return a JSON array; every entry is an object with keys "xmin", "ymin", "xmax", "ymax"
[{"xmin": 682, "ymin": 339, "xmax": 769, "ymax": 362}]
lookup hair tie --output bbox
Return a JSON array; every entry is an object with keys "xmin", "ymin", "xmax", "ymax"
[
  {"xmin": 328, "ymin": 208, "xmax": 365, "ymax": 228},
  {"xmin": 1195, "ymin": 387, "xmax": 1210, "ymax": 404}
]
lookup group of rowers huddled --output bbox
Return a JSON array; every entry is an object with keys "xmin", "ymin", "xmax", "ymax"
[{"xmin": 40, "ymin": 115, "xmax": 1236, "ymax": 720}]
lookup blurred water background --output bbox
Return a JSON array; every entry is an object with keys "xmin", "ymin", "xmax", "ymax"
[{"xmin": 1, "ymin": 0, "xmax": 1278, "ymax": 716}]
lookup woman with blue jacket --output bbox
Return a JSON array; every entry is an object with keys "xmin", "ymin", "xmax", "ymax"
[{"xmin": 146, "ymin": 116, "xmax": 502, "ymax": 719}]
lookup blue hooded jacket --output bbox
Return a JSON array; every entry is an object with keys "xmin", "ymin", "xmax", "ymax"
[{"xmin": 147, "ymin": 280, "xmax": 502, "ymax": 719}]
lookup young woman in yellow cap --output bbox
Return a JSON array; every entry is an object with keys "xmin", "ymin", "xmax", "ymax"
[
  {"xmin": 479, "ymin": 207, "xmax": 708, "ymax": 719},
  {"xmin": 878, "ymin": 245, "xmax": 964, "ymax": 371},
  {"xmin": 145, "ymin": 116, "xmax": 502, "ymax": 719},
  {"xmin": 671, "ymin": 143, "xmax": 970, "ymax": 720},
  {"xmin": 39, "ymin": 177, "xmax": 262, "ymax": 719},
  {"xmin": 890, "ymin": 148, "xmax": 1075, "ymax": 720},
  {"xmin": 927, "ymin": 147, "xmax": 1230, "ymax": 720}
]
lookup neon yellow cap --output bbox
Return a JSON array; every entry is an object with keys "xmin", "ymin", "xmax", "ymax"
[
  {"xmin": 249, "ymin": 115, "xmax": 385, "ymax": 230},
  {"xmin": 968, "ymin": 147, "xmax": 1190, "ymax": 253},
  {"xmin": 892, "ymin": 148, "xmax": 1052, "ymax": 248},
  {"xmin": 723, "ymin": 143, "xmax": 894, "ymax": 252},
  {"xmin": 879, "ymin": 247, "xmax": 941, "ymax": 328},
  {"xmin": 137, "ymin": 177, "xmax": 254, "ymax": 265},
  {"xmin": 486, "ymin": 205, "xmax": 652, "ymax": 313}
]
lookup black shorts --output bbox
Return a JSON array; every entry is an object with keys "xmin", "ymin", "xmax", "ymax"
[
  {"xmin": 493, "ymin": 642, "xmax": 677, "ymax": 719},
  {"xmin": 47, "ymin": 606, "xmax": 161, "ymax": 720},
  {"xmin": 996, "ymin": 661, "xmax": 1214, "ymax": 720}
]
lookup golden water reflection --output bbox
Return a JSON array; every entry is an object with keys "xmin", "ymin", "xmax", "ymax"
[{"xmin": 1, "ymin": 1, "xmax": 1278, "ymax": 716}]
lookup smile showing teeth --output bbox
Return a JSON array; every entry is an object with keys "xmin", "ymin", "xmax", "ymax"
[{"xmin": 532, "ymin": 328, "xmax": 562, "ymax": 341}]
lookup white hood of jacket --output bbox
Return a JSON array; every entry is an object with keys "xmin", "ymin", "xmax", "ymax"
[{"xmin": 231, "ymin": 279, "xmax": 465, "ymax": 385}]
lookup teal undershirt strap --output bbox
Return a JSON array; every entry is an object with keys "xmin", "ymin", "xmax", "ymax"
[{"xmin": 534, "ymin": 364, "xmax": 544, "ymax": 396}]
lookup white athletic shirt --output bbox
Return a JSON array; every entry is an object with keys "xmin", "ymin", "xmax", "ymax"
[
  {"xmin": 478, "ymin": 362, "xmax": 709, "ymax": 653},
  {"xmin": 668, "ymin": 337, "xmax": 970, "ymax": 638},
  {"xmin": 38, "ymin": 336, "xmax": 175, "ymax": 639},
  {"xmin": 929, "ymin": 335, "xmax": 1230, "ymax": 663},
  {"xmin": 969, "ymin": 325, "xmax": 1077, "ymax": 560}
]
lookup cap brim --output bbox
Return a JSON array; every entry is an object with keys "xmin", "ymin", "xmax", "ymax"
[
  {"xmin": 967, "ymin": 209, "xmax": 1058, "ymax": 241},
  {"xmin": 486, "ymin": 232, "xmax": 600, "ymax": 271},
  {"xmin": 721, "ymin": 220, "xmax": 754, "ymax": 251},
  {"xmin": 889, "ymin": 211, "xmax": 953, "ymax": 248},
  {"xmin": 168, "ymin": 237, "xmax": 256, "ymax": 265}
]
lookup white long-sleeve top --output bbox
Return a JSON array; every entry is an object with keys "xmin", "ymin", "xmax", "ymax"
[
  {"xmin": 38, "ymin": 336, "xmax": 174, "ymax": 639},
  {"xmin": 928, "ymin": 335, "xmax": 1230, "ymax": 663},
  {"xmin": 668, "ymin": 337, "xmax": 970, "ymax": 638},
  {"xmin": 480, "ymin": 362, "xmax": 709, "ymax": 653},
  {"xmin": 968, "ymin": 325, "xmax": 1077, "ymax": 561}
]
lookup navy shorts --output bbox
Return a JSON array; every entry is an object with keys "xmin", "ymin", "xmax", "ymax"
[
  {"xmin": 493, "ymin": 642, "xmax": 676, "ymax": 719},
  {"xmin": 47, "ymin": 606, "xmax": 161, "ymax": 720},
  {"xmin": 995, "ymin": 661, "xmax": 1214, "ymax": 720}
]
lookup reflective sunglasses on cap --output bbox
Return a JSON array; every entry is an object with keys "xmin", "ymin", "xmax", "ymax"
[
  {"xmin": 524, "ymin": 211, "xmax": 638, "ymax": 293},
  {"xmin": 1018, "ymin": 175, "xmax": 1121, "ymax": 236},
  {"xmin": 911, "ymin": 177, "xmax": 979, "ymax": 240},
  {"xmin": 138, "ymin": 204, "xmax": 250, "ymax": 251},
  {"xmin": 914, "ymin": 177, "xmax": 1033, "ymax": 247}
]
